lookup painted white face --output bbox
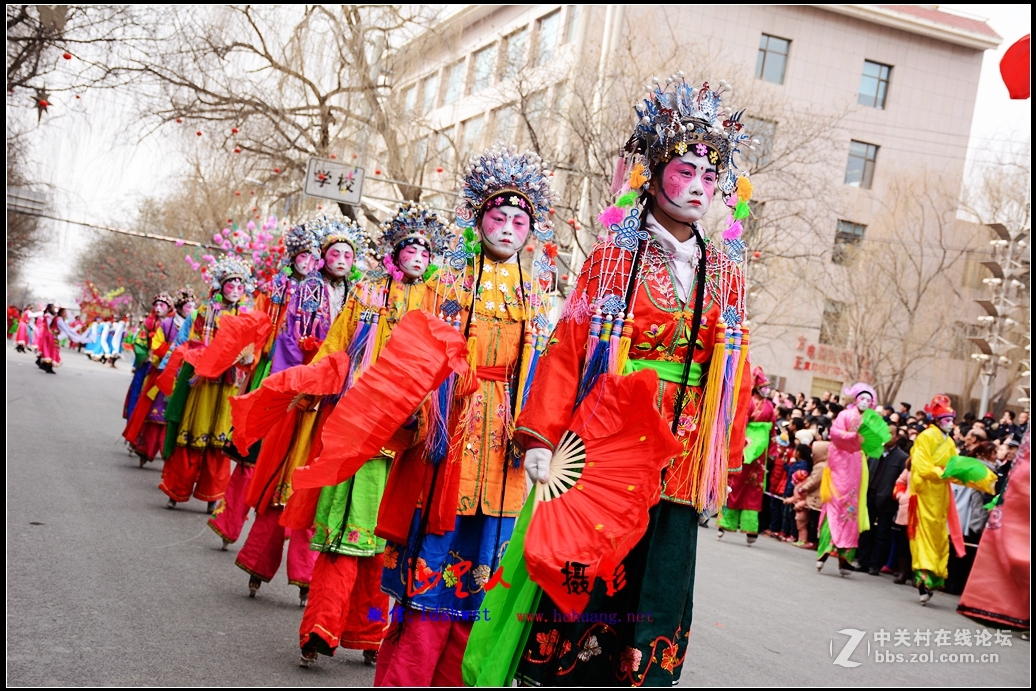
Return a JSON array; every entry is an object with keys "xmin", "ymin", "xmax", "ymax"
[
  {"xmin": 179, "ymin": 301, "xmax": 196, "ymax": 317},
  {"xmin": 398, "ymin": 244, "xmax": 431, "ymax": 280},
  {"xmin": 153, "ymin": 301, "xmax": 171, "ymax": 318},
  {"xmin": 480, "ymin": 206, "xmax": 531, "ymax": 262},
  {"xmin": 650, "ymin": 149, "xmax": 717, "ymax": 225},
  {"xmin": 221, "ymin": 278, "xmax": 245, "ymax": 304},
  {"xmin": 323, "ymin": 242, "xmax": 354, "ymax": 279},
  {"xmin": 936, "ymin": 414, "xmax": 956, "ymax": 433},
  {"xmin": 293, "ymin": 250, "xmax": 316, "ymax": 277},
  {"xmin": 855, "ymin": 392, "xmax": 873, "ymax": 412}
]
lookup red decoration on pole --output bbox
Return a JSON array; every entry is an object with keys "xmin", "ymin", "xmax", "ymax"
[
  {"xmin": 1000, "ymin": 34, "xmax": 1031, "ymax": 100},
  {"xmin": 62, "ymin": 52, "xmax": 72, "ymax": 60}
]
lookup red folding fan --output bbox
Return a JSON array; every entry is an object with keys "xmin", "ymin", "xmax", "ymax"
[
  {"xmin": 228, "ymin": 350, "xmax": 352, "ymax": 455},
  {"xmin": 183, "ymin": 310, "xmax": 273, "ymax": 379},
  {"xmin": 524, "ymin": 370, "xmax": 683, "ymax": 614},
  {"xmin": 292, "ymin": 309, "xmax": 469, "ymax": 490}
]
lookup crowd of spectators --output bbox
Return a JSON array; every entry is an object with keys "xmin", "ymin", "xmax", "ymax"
[{"xmin": 752, "ymin": 390, "xmax": 1026, "ymax": 589}]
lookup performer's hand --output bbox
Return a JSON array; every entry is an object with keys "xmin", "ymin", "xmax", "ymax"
[{"xmin": 524, "ymin": 448, "xmax": 552, "ymax": 484}]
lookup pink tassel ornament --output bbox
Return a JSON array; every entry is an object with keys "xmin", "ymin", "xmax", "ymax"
[{"xmin": 598, "ymin": 205, "xmax": 625, "ymax": 228}]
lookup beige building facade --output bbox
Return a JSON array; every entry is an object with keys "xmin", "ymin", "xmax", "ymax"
[{"xmin": 383, "ymin": 5, "xmax": 1025, "ymax": 413}]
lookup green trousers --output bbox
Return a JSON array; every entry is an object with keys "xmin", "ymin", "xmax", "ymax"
[{"xmin": 718, "ymin": 507, "xmax": 759, "ymax": 534}]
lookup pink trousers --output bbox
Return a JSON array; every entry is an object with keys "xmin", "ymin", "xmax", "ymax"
[
  {"xmin": 299, "ymin": 552, "xmax": 389, "ymax": 653},
  {"xmin": 207, "ymin": 462, "xmax": 254, "ymax": 543},
  {"xmin": 374, "ymin": 613, "xmax": 471, "ymax": 687},
  {"xmin": 235, "ymin": 506, "xmax": 317, "ymax": 586}
]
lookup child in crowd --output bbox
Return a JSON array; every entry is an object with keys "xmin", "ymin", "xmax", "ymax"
[{"xmin": 783, "ymin": 444, "xmax": 813, "ymax": 544}]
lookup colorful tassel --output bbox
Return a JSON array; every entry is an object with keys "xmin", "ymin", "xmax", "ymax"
[
  {"xmin": 575, "ymin": 315, "xmax": 613, "ymax": 409},
  {"xmin": 598, "ymin": 205, "xmax": 625, "ymax": 228},
  {"xmin": 628, "ymin": 163, "xmax": 647, "ymax": 190},
  {"xmin": 687, "ymin": 322, "xmax": 729, "ymax": 511},
  {"xmin": 607, "ymin": 315, "xmax": 623, "ymax": 374},
  {"xmin": 733, "ymin": 200, "xmax": 750, "ymax": 221},
  {"xmin": 736, "ymin": 176, "xmax": 753, "ymax": 202},
  {"xmin": 616, "ymin": 190, "xmax": 639, "ymax": 208},
  {"xmin": 614, "ymin": 313, "xmax": 634, "ymax": 375},
  {"xmin": 722, "ymin": 220, "xmax": 743, "ymax": 241}
]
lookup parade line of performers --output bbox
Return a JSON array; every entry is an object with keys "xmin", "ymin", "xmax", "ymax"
[{"xmin": 113, "ymin": 74, "xmax": 1028, "ymax": 687}]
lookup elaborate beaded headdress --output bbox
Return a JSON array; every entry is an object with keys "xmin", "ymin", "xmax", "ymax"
[
  {"xmin": 152, "ymin": 292, "xmax": 174, "ymax": 308},
  {"xmin": 283, "ymin": 223, "xmax": 319, "ymax": 259},
  {"xmin": 379, "ymin": 201, "xmax": 449, "ymax": 257},
  {"xmin": 623, "ymin": 74, "xmax": 751, "ymax": 195},
  {"xmin": 174, "ymin": 287, "xmax": 196, "ymax": 309},
  {"xmin": 455, "ymin": 145, "xmax": 556, "ymax": 242},
  {"xmin": 314, "ymin": 217, "xmax": 368, "ymax": 255},
  {"xmin": 209, "ymin": 256, "xmax": 254, "ymax": 292}
]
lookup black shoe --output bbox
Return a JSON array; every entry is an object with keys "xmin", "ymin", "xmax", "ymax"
[
  {"xmin": 206, "ymin": 501, "xmax": 217, "ymax": 514},
  {"xmin": 299, "ymin": 586, "xmax": 309, "ymax": 608},
  {"xmin": 248, "ymin": 576, "xmax": 261, "ymax": 598},
  {"xmin": 868, "ymin": 566, "xmax": 880, "ymax": 576}
]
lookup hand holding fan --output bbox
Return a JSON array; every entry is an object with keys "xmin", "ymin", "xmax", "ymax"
[{"xmin": 524, "ymin": 369, "xmax": 683, "ymax": 614}]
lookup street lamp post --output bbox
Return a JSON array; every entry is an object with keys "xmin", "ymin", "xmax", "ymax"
[{"xmin": 970, "ymin": 223, "xmax": 1030, "ymax": 416}]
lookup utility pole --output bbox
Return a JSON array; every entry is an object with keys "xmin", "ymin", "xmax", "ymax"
[{"xmin": 969, "ymin": 222, "xmax": 1031, "ymax": 415}]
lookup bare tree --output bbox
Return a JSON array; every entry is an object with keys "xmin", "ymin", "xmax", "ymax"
[{"xmin": 816, "ymin": 170, "xmax": 976, "ymax": 403}]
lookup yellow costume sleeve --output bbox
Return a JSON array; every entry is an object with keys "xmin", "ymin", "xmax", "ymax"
[
  {"xmin": 858, "ymin": 452, "xmax": 870, "ymax": 533},
  {"xmin": 312, "ymin": 286, "xmax": 365, "ymax": 363},
  {"xmin": 910, "ymin": 429, "xmax": 945, "ymax": 483}
]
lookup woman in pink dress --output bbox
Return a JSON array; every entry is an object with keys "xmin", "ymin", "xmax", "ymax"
[{"xmin": 816, "ymin": 382, "xmax": 873, "ymax": 576}]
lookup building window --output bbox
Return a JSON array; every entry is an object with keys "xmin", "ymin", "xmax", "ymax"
[
  {"xmin": 461, "ymin": 115, "xmax": 484, "ymax": 155},
  {"xmin": 810, "ymin": 377, "xmax": 845, "ymax": 400},
  {"xmin": 832, "ymin": 220, "xmax": 866, "ymax": 264},
  {"xmin": 742, "ymin": 116, "xmax": 776, "ymax": 170},
  {"xmin": 536, "ymin": 11, "xmax": 561, "ymax": 66},
  {"xmin": 493, "ymin": 105, "xmax": 517, "ymax": 145},
  {"xmin": 403, "ymin": 85, "xmax": 417, "ymax": 117},
  {"xmin": 819, "ymin": 299, "xmax": 847, "ymax": 347},
  {"xmin": 443, "ymin": 60, "xmax": 465, "ymax": 106},
  {"xmin": 471, "ymin": 45, "xmax": 495, "ymax": 94},
  {"xmin": 845, "ymin": 140, "xmax": 878, "ymax": 189},
  {"xmin": 563, "ymin": 5, "xmax": 578, "ymax": 44},
  {"xmin": 422, "ymin": 73, "xmax": 440, "ymax": 115},
  {"xmin": 756, "ymin": 34, "xmax": 790, "ymax": 85},
  {"xmin": 411, "ymin": 136, "xmax": 428, "ymax": 176},
  {"xmin": 858, "ymin": 60, "xmax": 892, "ymax": 109},
  {"xmin": 552, "ymin": 81, "xmax": 567, "ymax": 116},
  {"xmin": 434, "ymin": 128, "xmax": 455, "ymax": 166},
  {"xmin": 503, "ymin": 27, "xmax": 528, "ymax": 79}
]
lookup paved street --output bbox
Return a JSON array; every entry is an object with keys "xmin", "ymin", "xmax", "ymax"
[{"xmin": 6, "ymin": 341, "xmax": 1029, "ymax": 686}]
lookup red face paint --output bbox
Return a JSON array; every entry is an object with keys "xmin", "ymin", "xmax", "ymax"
[{"xmin": 654, "ymin": 151, "xmax": 716, "ymax": 224}]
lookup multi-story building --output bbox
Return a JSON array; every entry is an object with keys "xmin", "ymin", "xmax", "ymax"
[{"xmin": 379, "ymin": 5, "xmax": 1027, "ymax": 413}]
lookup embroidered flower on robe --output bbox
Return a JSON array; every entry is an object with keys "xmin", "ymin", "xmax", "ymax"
[
  {"xmin": 383, "ymin": 545, "xmax": 399, "ymax": 570},
  {"xmin": 537, "ymin": 630, "xmax": 560, "ymax": 657},
  {"xmin": 346, "ymin": 529, "xmax": 360, "ymax": 543},
  {"xmin": 660, "ymin": 642, "xmax": 680, "ymax": 673},
  {"xmin": 619, "ymin": 646, "xmax": 643, "ymax": 674},
  {"xmin": 470, "ymin": 564, "xmax": 491, "ymax": 589},
  {"xmin": 577, "ymin": 635, "xmax": 602, "ymax": 662}
]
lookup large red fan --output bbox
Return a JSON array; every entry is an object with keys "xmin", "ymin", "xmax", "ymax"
[
  {"xmin": 292, "ymin": 309, "xmax": 468, "ymax": 490},
  {"xmin": 183, "ymin": 311, "xmax": 272, "ymax": 378},
  {"xmin": 524, "ymin": 370, "xmax": 683, "ymax": 614},
  {"xmin": 228, "ymin": 351, "xmax": 351, "ymax": 456}
]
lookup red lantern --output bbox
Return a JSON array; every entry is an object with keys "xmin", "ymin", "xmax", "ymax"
[
  {"xmin": 435, "ymin": 166, "xmax": 444, "ymax": 173},
  {"xmin": 548, "ymin": 208, "xmax": 556, "ymax": 215},
  {"xmin": 196, "ymin": 131, "xmax": 202, "ymax": 136},
  {"xmin": 234, "ymin": 191, "xmax": 241, "ymax": 196},
  {"xmin": 250, "ymin": 190, "xmax": 255, "ymax": 195},
  {"xmin": 74, "ymin": 94, "xmax": 80, "ymax": 99},
  {"xmin": 374, "ymin": 169, "xmax": 381, "ymax": 175},
  {"xmin": 62, "ymin": 52, "xmax": 72, "ymax": 60},
  {"xmin": 176, "ymin": 117, "xmax": 182, "ymax": 123},
  {"xmin": 252, "ymin": 207, "xmax": 257, "ymax": 212},
  {"xmin": 318, "ymin": 205, "xmax": 323, "ymax": 210},
  {"xmin": 752, "ymin": 251, "xmax": 761, "ymax": 259},
  {"xmin": 525, "ymin": 244, "xmax": 535, "ymax": 252},
  {"xmin": 255, "ymin": 214, "xmax": 260, "ymax": 219},
  {"xmin": 234, "ymin": 147, "xmax": 241, "ymax": 153},
  {"xmin": 231, "ymin": 127, "xmax": 239, "ymax": 134},
  {"xmin": 273, "ymin": 168, "xmax": 281, "ymax": 174},
  {"xmin": 227, "ymin": 219, "xmax": 233, "ymax": 223},
  {"xmin": 561, "ymin": 273, "xmax": 570, "ymax": 282}
]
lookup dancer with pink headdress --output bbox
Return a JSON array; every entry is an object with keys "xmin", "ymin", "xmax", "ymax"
[{"xmin": 815, "ymin": 382, "xmax": 873, "ymax": 576}]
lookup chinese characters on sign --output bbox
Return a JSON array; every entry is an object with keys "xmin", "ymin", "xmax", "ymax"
[
  {"xmin": 791, "ymin": 335, "xmax": 871, "ymax": 380},
  {"xmin": 303, "ymin": 156, "xmax": 365, "ymax": 205}
]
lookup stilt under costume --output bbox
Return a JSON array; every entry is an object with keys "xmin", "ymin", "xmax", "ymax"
[
  {"xmin": 718, "ymin": 367, "xmax": 774, "ymax": 538},
  {"xmin": 908, "ymin": 396, "xmax": 996, "ymax": 599},
  {"xmin": 373, "ymin": 147, "xmax": 556, "ymax": 687},
  {"xmin": 160, "ymin": 258, "xmax": 257, "ymax": 504},
  {"xmin": 235, "ymin": 218, "xmax": 365, "ymax": 596},
  {"xmin": 464, "ymin": 76, "xmax": 755, "ymax": 687},
  {"xmin": 209, "ymin": 224, "xmax": 318, "ymax": 546},
  {"xmin": 298, "ymin": 201, "xmax": 447, "ymax": 664}
]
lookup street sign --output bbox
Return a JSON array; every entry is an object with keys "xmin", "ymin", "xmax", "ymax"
[{"xmin": 303, "ymin": 157, "xmax": 365, "ymax": 205}]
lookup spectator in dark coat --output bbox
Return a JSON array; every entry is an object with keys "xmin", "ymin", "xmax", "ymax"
[{"xmin": 858, "ymin": 422, "xmax": 909, "ymax": 575}]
